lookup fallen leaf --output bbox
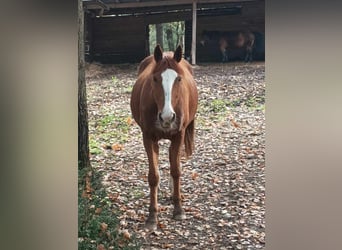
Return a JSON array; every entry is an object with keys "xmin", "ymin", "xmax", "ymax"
[
  {"xmin": 212, "ymin": 177, "xmax": 219, "ymax": 183},
  {"xmin": 100, "ymin": 222, "xmax": 108, "ymax": 232},
  {"xmin": 127, "ymin": 117, "xmax": 132, "ymax": 125},
  {"xmin": 162, "ymin": 243, "xmax": 174, "ymax": 248},
  {"xmin": 112, "ymin": 144, "xmax": 123, "ymax": 151},
  {"xmin": 81, "ymin": 190, "xmax": 91, "ymax": 199},
  {"xmin": 158, "ymin": 206, "xmax": 167, "ymax": 212},
  {"xmin": 122, "ymin": 230, "xmax": 131, "ymax": 240},
  {"xmin": 95, "ymin": 207, "xmax": 102, "ymax": 214},
  {"xmin": 97, "ymin": 244, "xmax": 106, "ymax": 250},
  {"xmin": 117, "ymin": 240, "xmax": 125, "ymax": 248},
  {"xmin": 181, "ymin": 193, "xmax": 185, "ymax": 200},
  {"xmin": 138, "ymin": 215, "xmax": 145, "ymax": 222},
  {"xmin": 108, "ymin": 193, "xmax": 119, "ymax": 201},
  {"xmin": 193, "ymin": 213, "xmax": 204, "ymax": 220},
  {"xmin": 230, "ymin": 119, "xmax": 241, "ymax": 128},
  {"xmin": 139, "ymin": 174, "xmax": 147, "ymax": 181},
  {"xmin": 191, "ymin": 171, "xmax": 199, "ymax": 180},
  {"xmin": 82, "ymin": 175, "xmax": 93, "ymax": 198},
  {"xmin": 158, "ymin": 222, "xmax": 166, "ymax": 229}
]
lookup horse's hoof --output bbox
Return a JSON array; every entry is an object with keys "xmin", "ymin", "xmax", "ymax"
[
  {"xmin": 173, "ymin": 211, "xmax": 186, "ymax": 220},
  {"xmin": 145, "ymin": 220, "xmax": 157, "ymax": 231}
]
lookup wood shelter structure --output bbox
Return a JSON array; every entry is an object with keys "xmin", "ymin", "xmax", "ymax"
[{"xmin": 82, "ymin": 0, "xmax": 264, "ymax": 64}]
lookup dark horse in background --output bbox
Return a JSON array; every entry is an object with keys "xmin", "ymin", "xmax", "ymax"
[
  {"xmin": 130, "ymin": 45, "xmax": 198, "ymax": 230},
  {"xmin": 200, "ymin": 30, "xmax": 260, "ymax": 62}
]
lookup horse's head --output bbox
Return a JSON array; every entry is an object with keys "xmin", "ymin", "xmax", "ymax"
[{"xmin": 151, "ymin": 44, "xmax": 184, "ymax": 131}]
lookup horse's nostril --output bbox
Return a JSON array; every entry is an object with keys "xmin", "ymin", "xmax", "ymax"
[
  {"xmin": 171, "ymin": 113, "xmax": 176, "ymax": 121},
  {"xmin": 158, "ymin": 113, "xmax": 163, "ymax": 122}
]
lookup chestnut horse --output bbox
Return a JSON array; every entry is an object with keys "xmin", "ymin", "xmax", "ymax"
[
  {"xmin": 220, "ymin": 31, "xmax": 255, "ymax": 62},
  {"xmin": 130, "ymin": 45, "xmax": 198, "ymax": 230}
]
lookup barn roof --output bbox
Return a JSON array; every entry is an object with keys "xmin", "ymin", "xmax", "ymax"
[{"xmin": 83, "ymin": 0, "xmax": 260, "ymax": 17}]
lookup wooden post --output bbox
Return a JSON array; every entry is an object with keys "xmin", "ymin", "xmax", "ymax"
[{"xmin": 191, "ymin": 0, "xmax": 197, "ymax": 65}]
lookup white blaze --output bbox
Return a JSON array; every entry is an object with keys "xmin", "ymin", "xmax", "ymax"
[{"xmin": 160, "ymin": 69, "xmax": 177, "ymax": 121}]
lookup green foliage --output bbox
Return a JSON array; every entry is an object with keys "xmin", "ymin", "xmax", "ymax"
[
  {"xmin": 209, "ymin": 99, "xmax": 229, "ymax": 112},
  {"xmin": 122, "ymin": 86, "xmax": 133, "ymax": 94},
  {"xmin": 130, "ymin": 189, "xmax": 145, "ymax": 199},
  {"xmin": 198, "ymin": 96, "xmax": 265, "ymax": 114},
  {"xmin": 88, "ymin": 113, "xmax": 132, "ymax": 155},
  {"xmin": 78, "ymin": 168, "xmax": 140, "ymax": 250},
  {"xmin": 245, "ymin": 95, "xmax": 265, "ymax": 111},
  {"xmin": 149, "ymin": 21, "xmax": 185, "ymax": 54},
  {"xmin": 100, "ymin": 114, "xmax": 130, "ymax": 141},
  {"xmin": 99, "ymin": 114, "xmax": 116, "ymax": 127},
  {"xmin": 89, "ymin": 137, "xmax": 102, "ymax": 155},
  {"xmin": 112, "ymin": 76, "xmax": 118, "ymax": 84}
]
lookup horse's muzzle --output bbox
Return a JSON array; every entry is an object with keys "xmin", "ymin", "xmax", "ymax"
[{"xmin": 158, "ymin": 112, "xmax": 176, "ymax": 128}]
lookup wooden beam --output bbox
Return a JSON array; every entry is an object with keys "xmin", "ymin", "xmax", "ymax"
[
  {"xmin": 96, "ymin": 0, "xmax": 109, "ymax": 10},
  {"xmin": 84, "ymin": 0, "xmax": 109, "ymax": 10},
  {"xmin": 191, "ymin": 0, "xmax": 197, "ymax": 65},
  {"xmin": 86, "ymin": 0, "xmax": 255, "ymax": 9}
]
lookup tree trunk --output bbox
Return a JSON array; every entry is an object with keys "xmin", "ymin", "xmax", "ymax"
[
  {"xmin": 166, "ymin": 28, "xmax": 174, "ymax": 51},
  {"xmin": 179, "ymin": 21, "xmax": 185, "ymax": 47},
  {"xmin": 156, "ymin": 23, "xmax": 164, "ymax": 48},
  {"xmin": 175, "ymin": 23, "xmax": 180, "ymax": 48},
  {"xmin": 78, "ymin": 0, "xmax": 90, "ymax": 170}
]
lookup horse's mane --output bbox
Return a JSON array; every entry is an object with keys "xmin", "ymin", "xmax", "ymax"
[{"xmin": 138, "ymin": 55, "xmax": 155, "ymax": 75}]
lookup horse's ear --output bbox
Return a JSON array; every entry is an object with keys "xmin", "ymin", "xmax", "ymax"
[
  {"xmin": 173, "ymin": 45, "xmax": 182, "ymax": 63},
  {"xmin": 154, "ymin": 44, "xmax": 163, "ymax": 62}
]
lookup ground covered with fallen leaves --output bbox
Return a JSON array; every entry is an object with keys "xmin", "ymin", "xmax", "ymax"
[{"xmin": 86, "ymin": 61, "xmax": 265, "ymax": 249}]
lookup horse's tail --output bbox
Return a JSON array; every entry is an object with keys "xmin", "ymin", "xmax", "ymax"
[{"xmin": 184, "ymin": 119, "xmax": 195, "ymax": 158}]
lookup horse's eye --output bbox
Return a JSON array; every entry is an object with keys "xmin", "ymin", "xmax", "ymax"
[
  {"xmin": 153, "ymin": 76, "xmax": 158, "ymax": 82},
  {"xmin": 176, "ymin": 76, "xmax": 182, "ymax": 82}
]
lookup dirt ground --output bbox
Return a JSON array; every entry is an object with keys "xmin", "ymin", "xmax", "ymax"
[{"xmin": 86, "ymin": 61, "xmax": 265, "ymax": 249}]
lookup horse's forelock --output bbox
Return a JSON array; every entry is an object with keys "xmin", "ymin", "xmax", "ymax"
[{"xmin": 153, "ymin": 54, "xmax": 183, "ymax": 76}]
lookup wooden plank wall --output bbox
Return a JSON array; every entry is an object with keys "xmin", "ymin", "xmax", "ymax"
[
  {"xmin": 91, "ymin": 16, "xmax": 147, "ymax": 63},
  {"xmin": 197, "ymin": 2, "xmax": 264, "ymax": 33}
]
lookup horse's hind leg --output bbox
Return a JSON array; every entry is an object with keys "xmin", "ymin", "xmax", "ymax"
[
  {"xmin": 245, "ymin": 50, "xmax": 253, "ymax": 62},
  {"xmin": 244, "ymin": 47, "xmax": 250, "ymax": 62},
  {"xmin": 143, "ymin": 134, "xmax": 160, "ymax": 231},
  {"xmin": 169, "ymin": 132, "xmax": 186, "ymax": 220},
  {"xmin": 245, "ymin": 40, "xmax": 254, "ymax": 62}
]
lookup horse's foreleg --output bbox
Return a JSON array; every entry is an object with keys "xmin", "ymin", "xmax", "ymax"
[
  {"xmin": 222, "ymin": 49, "xmax": 228, "ymax": 62},
  {"xmin": 244, "ymin": 51, "xmax": 251, "ymax": 62},
  {"xmin": 169, "ymin": 132, "xmax": 186, "ymax": 220},
  {"xmin": 143, "ymin": 135, "xmax": 159, "ymax": 230},
  {"xmin": 245, "ymin": 41, "xmax": 254, "ymax": 62}
]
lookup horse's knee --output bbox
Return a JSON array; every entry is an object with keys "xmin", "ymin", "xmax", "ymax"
[
  {"xmin": 170, "ymin": 168, "xmax": 181, "ymax": 179},
  {"xmin": 148, "ymin": 172, "xmax": 159, "ymax": 187}
]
